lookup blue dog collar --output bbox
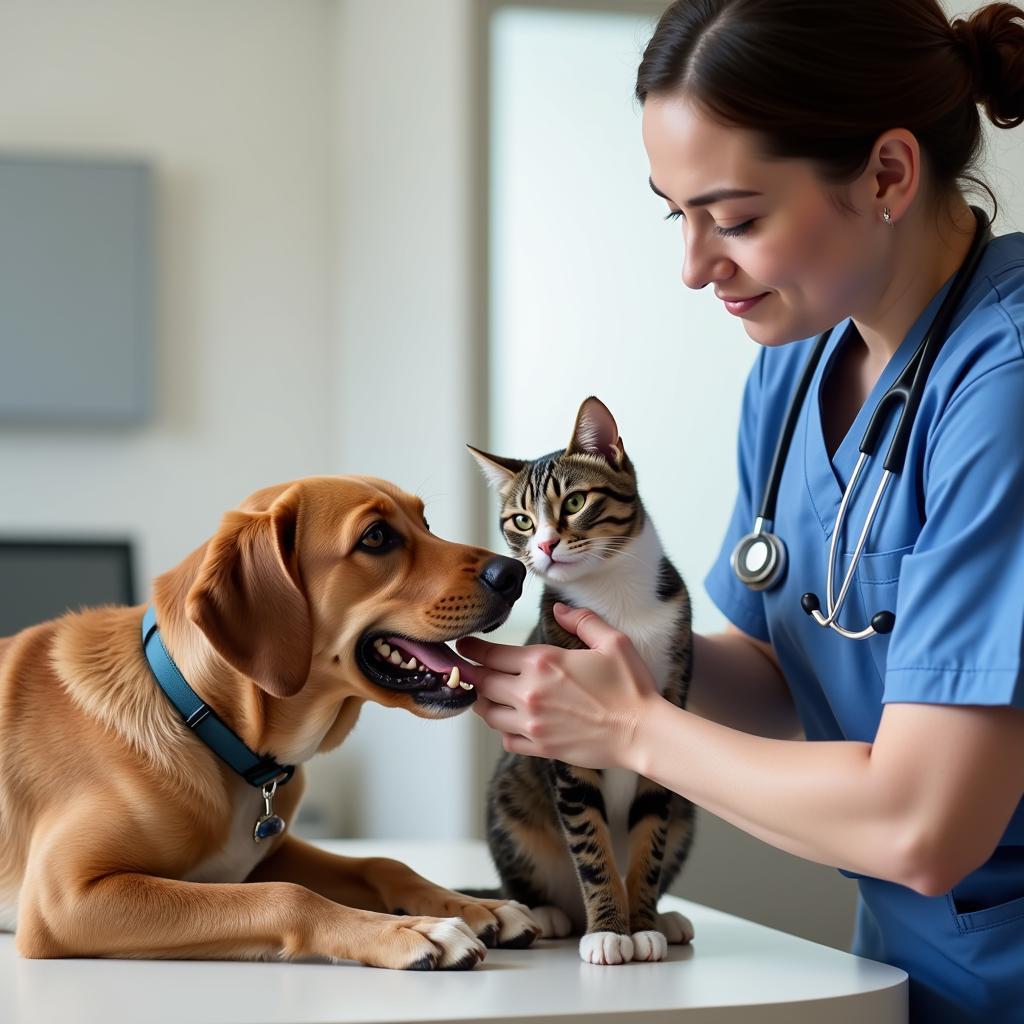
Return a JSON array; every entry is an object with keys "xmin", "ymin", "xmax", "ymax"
[{"xmin": 141, "ymin": 605, "xmax": 294, "ymax": 790}]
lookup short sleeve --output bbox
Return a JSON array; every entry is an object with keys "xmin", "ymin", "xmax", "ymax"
[
  {"xmin": 884, "ymin": 352, "xmax": 1024, "ymax": 707},
  {"xmin": 704, "ymin": 351, "xmax": 771, "ymax": 642}
]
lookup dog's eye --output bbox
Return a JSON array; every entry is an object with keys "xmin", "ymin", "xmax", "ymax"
[{"xmin": 360, "ymin": 523, "xmax": 397, "ymax": 551}]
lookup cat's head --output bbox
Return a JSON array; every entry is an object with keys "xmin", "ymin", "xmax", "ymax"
[{"xmin": 468, "ymin": 396, "xmax": 643, "ymax": 584}]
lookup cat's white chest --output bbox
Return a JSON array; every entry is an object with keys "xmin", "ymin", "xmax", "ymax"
[
  {"xmin": 588, "ymin": 597, "xmax": 680, "ymax": 697},
  {"xmin": 183, "ymin": 791, "xmax": 275, "ymax": 884},
  {"xmin": 628, "ymin": 611, "xmax": 681, "ymax": 696},
  {"xmin": 562, "ymin": 521, "xmax": 683, "ymax": 696}
]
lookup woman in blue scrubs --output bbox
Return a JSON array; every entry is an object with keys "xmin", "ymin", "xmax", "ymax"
[{"xmin": 459, "ymin": 1, "xmax": 1024, "ymax": 1019}]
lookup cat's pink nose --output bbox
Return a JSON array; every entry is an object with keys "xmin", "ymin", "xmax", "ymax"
[{"xmin": 538, "ymin": 538, "xmax": 559, "ymax": 557}]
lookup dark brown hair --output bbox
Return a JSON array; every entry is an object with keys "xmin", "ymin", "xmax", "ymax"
[{"xmin": 636, "ymin": 0, "xmax": 1024, "ymax": 204}]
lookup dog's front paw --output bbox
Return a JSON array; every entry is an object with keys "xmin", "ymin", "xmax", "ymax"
[
  {"xmin": 398, "ymin": 889, "xmax": 541, "ymax": 949},
  {"xmin": 390, "ymin": 916, "xmax": 488, "ymax": 971},
  {"xmin": 656, "ymin": 910, "xmax": 694, "ymax": 944},
  {"xmin": 579, "ymin": 930, "xmax": 633, "ymax": 965},
  {"xmin": 489, "ymin": 899, "xmax": 542, "ymax": 948}
]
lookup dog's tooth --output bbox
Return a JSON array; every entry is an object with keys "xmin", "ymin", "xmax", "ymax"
[
  {"xmin": 389, "ymin": 650, "xmax": 403, "ymax": 665},
  {"xmin": 448, "ymin": 665, "xmax": 461, "ymax": 689},
  {"xmin": 460, "ymin": 681, "xmax": 473, "ymax": 690},
  {"xmin": 401, "ymin": 657, "xmax": 418, "ymax": 670},
  {"xmin": 379, "ymin": 642, "xmax": 392, "ymax": 657}
]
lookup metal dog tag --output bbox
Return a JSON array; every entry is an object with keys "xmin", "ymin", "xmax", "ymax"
[{"xmin": 253, "ymin": 778, "xmax": 286, "ymax": 842}]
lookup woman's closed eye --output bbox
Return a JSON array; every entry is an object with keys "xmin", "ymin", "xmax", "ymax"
[{"xmin": 663, "ymin": 209, "xmax": 756, "ymax": 237}]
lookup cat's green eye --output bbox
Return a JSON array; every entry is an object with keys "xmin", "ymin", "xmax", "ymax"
[
  {"xmin": 563, "ymin": 492, "xmax": 587, "ymax": 515},
  {"xmin": 512, "ymin": 513, "xmax": 533, "ymax": 532}
]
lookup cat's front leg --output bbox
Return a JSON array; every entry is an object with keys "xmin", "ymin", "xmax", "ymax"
[
  {"xmin": 550, "ymin": 762, "xmax": 634, "ymax": 965},
  {"xmin": 625, "ymin": 778, "xmax": 695, "ymax": 960}
]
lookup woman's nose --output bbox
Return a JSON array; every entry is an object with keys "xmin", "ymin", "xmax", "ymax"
[{"xmin": 681, "ymin": 230, "xmax": 733, "ymax": 290}]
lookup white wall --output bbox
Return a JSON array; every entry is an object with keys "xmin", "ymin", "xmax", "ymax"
[
  {"xmin": 327, "ymin": 0, "xmax": 482, "ymax": 838},
  {"xmin": 0, "ymin": 0, "xmax": 335, "ymax": 585}
]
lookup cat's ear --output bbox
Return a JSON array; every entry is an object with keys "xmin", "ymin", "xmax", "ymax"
[
  {"xmin": 467, "ymin": 444, "xmax": 525, "ymax": 493},
  {"xmin": 567, "ymin": 396, "xmax": 625, "ymax": 465}
]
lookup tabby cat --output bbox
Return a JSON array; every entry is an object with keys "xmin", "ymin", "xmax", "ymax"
[{"xmin": 468, "ymin": 396, "xmax": 696, "ymax": 965}]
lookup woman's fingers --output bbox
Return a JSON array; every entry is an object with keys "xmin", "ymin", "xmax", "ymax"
[
  {"xmin": 475, "ymin": 696, "xmax": 523, "ymax": 733},
  {"xmin": 457, "ymin": 636, "xmax": 528, "ymax": 673},
  {"xmin": 552, "ymin": 603, "xmax": 609, "ymax": 645},
  {"xmin": 554, "ymin": 603, "xmax": 636, "ymax": 658},
  {"xmin": 470, "ymin": 669, "xmax": 524, "ymax": 709}
]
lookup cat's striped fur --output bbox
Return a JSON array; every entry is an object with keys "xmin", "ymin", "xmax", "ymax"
[{"xmin": 468, "ymin": 396, "xmax": 696, "ymax": 964}]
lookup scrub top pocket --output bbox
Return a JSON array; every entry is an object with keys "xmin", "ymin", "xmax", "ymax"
[
  {"xmin": 950, "ymin": 846, "xmax": 1024, "ymax": 934},
  {"xmin": 854, "ymin": 546, "xmax": 914, "ymax": 683}
]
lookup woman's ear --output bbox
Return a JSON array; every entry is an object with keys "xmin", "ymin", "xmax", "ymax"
[
  {"xmin": 186, "ymin": 488, "xmax": 311, "ymax": 698},
  {"xmin": 865, "ymin": 128, "xmax": 920, "ymax": 224}
]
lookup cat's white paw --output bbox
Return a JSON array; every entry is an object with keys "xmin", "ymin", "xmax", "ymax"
[
  {"xmin": 530, "ymin": 904, "xmax": 573, "ymax": 939},
  {"xmin": 630, "ymin": 929, "xmax": 668, "ymax": 961},
  {"xmin": 579, "ymin": 931, "xmax": 634, "ymax": 965},
  {"xmin": 657, "ymin": 910, "xmax": 695, "ymax": 944}
]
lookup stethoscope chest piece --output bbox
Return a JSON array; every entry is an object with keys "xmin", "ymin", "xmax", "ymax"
[{"xmin": 731, "ymin": 519, "xmax": 787, "ymax": 591}]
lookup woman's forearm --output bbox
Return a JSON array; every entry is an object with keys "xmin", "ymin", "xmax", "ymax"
[
  {"xmin": 687, "ymin": 631, "xmax": 803, "ymax": 740},
  {"xmin": 627, "ymin": 698, "xmax": 918, "ymax": 888}
]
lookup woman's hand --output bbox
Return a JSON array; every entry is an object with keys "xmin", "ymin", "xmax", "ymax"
[{"xmin": 456, "ymin": 603, "xmax": 661, "ymax": 770}]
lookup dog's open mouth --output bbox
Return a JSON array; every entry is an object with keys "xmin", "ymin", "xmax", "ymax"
[{"xmin": 356, "ymin": 633, "xmax": 483, "ymax": 709}]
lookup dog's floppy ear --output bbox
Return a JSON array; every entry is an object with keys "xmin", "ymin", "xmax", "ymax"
[{"xmin": 186, "ymin": 489, "xmax": 311, "ymax": 698}]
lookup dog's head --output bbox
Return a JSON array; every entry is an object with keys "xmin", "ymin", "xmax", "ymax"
[{"xmin": 182, "ymin": 475, "xmax": 524, "ymax": 718}]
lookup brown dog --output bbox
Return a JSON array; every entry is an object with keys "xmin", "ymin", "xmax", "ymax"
[{"xmin": 0, "ymin": 476, "xmax": 539, "ymax": 969}]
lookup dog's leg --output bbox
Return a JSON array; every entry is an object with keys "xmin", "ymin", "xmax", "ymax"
[
  {"xmin": 17, "ymin": 870, "xmax": 487, "ymax": 969},
  {"xmin": 249, "ymin": 835, "xmax": 540, "ymax": 949}
]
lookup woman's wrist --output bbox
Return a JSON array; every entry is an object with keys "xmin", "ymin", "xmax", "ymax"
[{"xmin": 623, "ymin": 690, "xmax": 679, "ymax": 778}]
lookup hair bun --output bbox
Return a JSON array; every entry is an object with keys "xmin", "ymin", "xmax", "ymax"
[{"xmin": 951, "ymin": 3, "xmax": 1024, "ymax": 129}]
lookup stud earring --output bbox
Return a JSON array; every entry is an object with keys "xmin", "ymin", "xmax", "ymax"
[{"xmin": 882, "ymin": 206, "xmax": 895, "ymax": 227}]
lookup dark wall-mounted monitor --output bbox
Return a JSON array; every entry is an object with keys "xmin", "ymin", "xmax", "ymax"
[{"xmin": 0, "ymin": 539, "xmax": 135, "ymax": 637}]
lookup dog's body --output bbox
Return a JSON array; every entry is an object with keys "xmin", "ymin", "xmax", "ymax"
[{"xmin": 0, "ymin": 476, "xmax": 538, "ymax": 968}]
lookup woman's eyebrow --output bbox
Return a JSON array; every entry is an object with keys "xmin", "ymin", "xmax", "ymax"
[{"xmin": 648, "ymin": 177, "xmax": 762, "ymax": 208}]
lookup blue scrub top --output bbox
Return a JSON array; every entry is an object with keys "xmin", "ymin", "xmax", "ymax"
[{"xmin": 704, "ymin": 232, "xmax": 1024, "ymax": 1022}]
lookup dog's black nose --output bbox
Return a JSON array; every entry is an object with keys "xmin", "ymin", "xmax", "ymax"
[{"xmin": 479, "ymin": 556, "xmax": 526, "ymax": 603}]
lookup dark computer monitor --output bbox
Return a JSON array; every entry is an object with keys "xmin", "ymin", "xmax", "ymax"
[{"xmin": 0, "ymin": 538, "xmax": 135, "ymax": 637}]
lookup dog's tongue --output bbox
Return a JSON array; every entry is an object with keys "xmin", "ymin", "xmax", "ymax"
[{"xmin": 385, "ymin": 638, "xmax": 481, "ymax": 684}]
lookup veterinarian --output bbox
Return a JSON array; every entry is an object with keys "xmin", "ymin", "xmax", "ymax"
[{"xmin": 459, "ymin": 1, "xmax": 1024, "ymax": 1019}]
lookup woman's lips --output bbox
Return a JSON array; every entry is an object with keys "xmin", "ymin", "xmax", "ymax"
[{"xmin": 721, "ymin": 292, "xmax": 770, "ymax": 316}]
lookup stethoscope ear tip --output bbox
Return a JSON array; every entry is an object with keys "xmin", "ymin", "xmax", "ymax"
[
  {"xmin": 870, "ymin": 610, "xmax": 895, "ymax": 635},
  {"xmin": 800, "ymin": 592, "xmax": 821, "ymax": 615}
]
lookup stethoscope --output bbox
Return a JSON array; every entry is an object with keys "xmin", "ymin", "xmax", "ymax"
[{"xmin": 730, "ymin": 206, "xmax": 992, "ymax": 640}]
